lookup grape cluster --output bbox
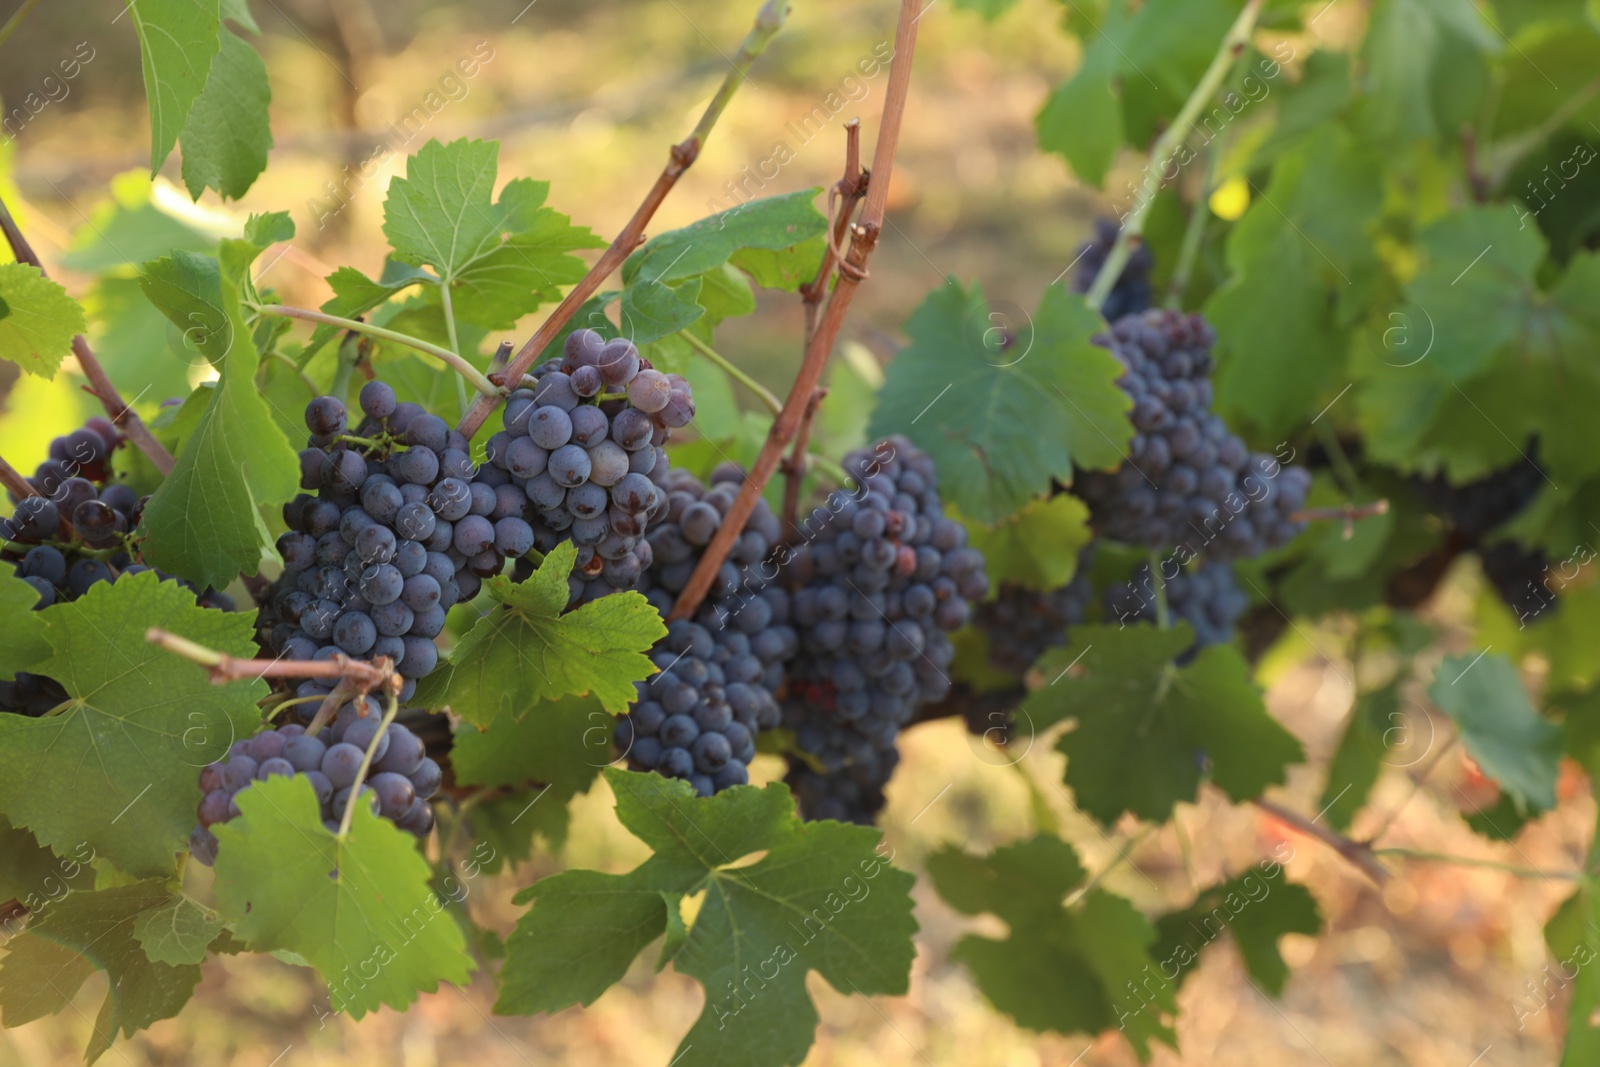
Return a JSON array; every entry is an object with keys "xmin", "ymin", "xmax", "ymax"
[
  {"xmin": 2, "ymin": 419, "xmax": 232, "ymax": 717},
  {"xmin": 189, "ymin": 704, "xmax": 440, "ymax": 865},
  {"xmin": 975, "ymin": 551, "xmax": 1096, "ymax": 676},
  {"xmin": 781, "ymin": 437, "xmax": 990, "ymax": 824},
  {"xmin": 616, "ymin": 465, "xmax": 797, "ymax": 795},
  {"xmin": 1479, "ymin": 541, "xmax": 1555, "ymax": 622},
  {"xmin": 1070, "ymin": 218, "xmax": 1155, "ymax": 322},
  {"xmin": 256, "ymin": 382, "xmax": 494, "ymax": 705},
  {"xmin": 1413, "ymin": 446, "xmax": 1545, "ymax": 541},
  {"xmin": 1071, "ymin": 310, "xmax": 1310, "ymax": 561},
  {"xmin": 1104, "ymin": 561, "xmax": 1249, "ymax": 656},
  {"xmin": 483, "ymin": 331, "xmax": 691, "ymax": 607}
]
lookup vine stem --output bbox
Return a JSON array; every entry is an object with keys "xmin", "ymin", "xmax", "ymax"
[
  {"xmin": 336, "ymin": 690, "xmax": 401, "ymax": 838},
  {"xmin": 0, "ymin": 0, "xmax": 42, "ymax": 51},
  {"xmin": 681, "ymin": 331, "xmax": 783, "ymax": 416},
  {"xmin": 667, "ymin": 0, "xmax": 925, "ymax": 622},
  {"xmin": 800, "ymin": 118, "xmax": 867, "ymax": 345},
  {"xmin": 0, "ymin": 452, "xmax": 41, "ymax": 502},
  {"xmin": 1292, "ymin": 498, "xmax": 1390, "ymax": 540},
  {"xmin": 1082, "ymin": 0, "xmax": 1263, "ymax": 311},
  {"xmin": 1252, "ymin": 797, "xmax": 1391, "ymax": 886},
  {"xmin": 455, "ymin": 0, "xmax": 790, "ymax": 441},
  {"xmin": 0, "ymin": 193, "xmax": 176, "ymax": 476},
  {"xmin": 250, "ymin": 304, "xmax": 500, "ymax": 397},
  {"xmin": 1148, "ymin": 549, "xmax": 1171, "ymax": 630},
  {"xmin": 1372, "ymin": 848, "xmax": 1585, "ymax": 881},
  {"xmin": 780, "ymin": 388, "xmax": 827, "ymax": 539},
  {"xmin": 145, "ymin": 628, "xmax": 401, "ymax": 693}
]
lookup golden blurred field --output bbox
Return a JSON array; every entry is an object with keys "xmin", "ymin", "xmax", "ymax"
[{"xmin": 0, "ymin": 0, "xmax": 1586, "ymax": 1063}]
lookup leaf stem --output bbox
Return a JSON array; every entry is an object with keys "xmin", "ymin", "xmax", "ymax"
[
  {"xmin": 1312, "ymin": 420, "xmax": 1362, "ymax": 496},
  {"xmin": 1148, "ymin": 549, "xmax": 1171, "ymax": 630},
  {"xmin": 666, "ymin": 0, "xmax": 924, "ymax": 622},
  {"xmin": 1252, "ymin": 797, "xmax": 1389, "ymax": 886},
  {"xmin": 1372, "ymin": 847, "xmax": 1584, "ymax": 880},
  {"xmin": 681, "ymin": 330, "xmax": 783, "ymax": 416},
  {"xmin": 1064, "ymin": 825, "xmax": 1157, "ymax": 907},
  {"xmin": 1165, "ymin": 190, "xmax": 1211, "ymax": 310},
  {"xmin": 250, "ymin": 303, "xmax": 502, "ymax": 397},
  {"xmin": 329, "ymin": 333, "xmax": 360, "ymax": 401},
  {"xmin": 265, "ymin": 349, "xmax": 320, "ymax": 397},
  {"xmin": 0, "ymin": 193, "xmax": 175, "ymax": 475},
  {"xmin": 337, "ymin": 690, "xmax": 401, "ymax": 838},
  {"xmin": 1082, "ymin": 0, "xmax": 1263, "ymax": 312},
  {"xmin": 437, "ymin": 280, "xmax": 471, "ymax": 421},
  {"xmin": 454, "ymin": 0, "xmax": 790, "ymax": 440},
  {"xmin": 0, "ymin": 0, "xmax": 42, "ymax": 52},
  {"xmin": 1483, "ymin": 75, "xmax": 1600, "ymax": 188}
]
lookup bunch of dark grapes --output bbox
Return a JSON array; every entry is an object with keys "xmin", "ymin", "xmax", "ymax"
[
  {"xmin": 1071, "ymin": 218, "xmax": 1155, "ymax": 322},
  {"xmin": 615, "ymin": 464, "xmax": 797, "ymax": 796},
  {"xmin": 483, "ymin": 331, "xmax": 690, "ymax": 607},
  {"xmin": 1413, "ymin": 447, "xmax": 1545, "ymax": 542},
  {"xmin": 256, "ymin": 382, "xmax": 500, "ymax": 705},
  {"xmin": 1104, "ymin": 561, "xmax": 1248, "ymax": 656},
  {"xmin": 2, "ymin": 419, "xmax": 232, "ymax": 717},
  {"xmin": 781, "ymin": 437, "xmax": 990, "ymax": 824},
  {"xmin": 975, "ymin": 549, "xmax": 1096, "ymax": 676},
  {"xmin": 1479, "ymin": 541, "xmax": 1555, "ymax": 623},
  {"xmin": 189, "ymin": 701, "xmax": 440, "ymax": 865},
  {"xmin": 1071, "ymin": 310, "xmax": 1310, "ymax": 561}
]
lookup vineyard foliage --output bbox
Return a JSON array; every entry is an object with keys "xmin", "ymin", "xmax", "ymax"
[{"xmin": 1, "ymin": 0, "xmax": 1599, "ymax": 1063}]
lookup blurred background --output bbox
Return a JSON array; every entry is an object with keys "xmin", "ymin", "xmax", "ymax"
[{"xmin": 0, "ymin": 0, "xmax": 1584, "ymax": 1063}]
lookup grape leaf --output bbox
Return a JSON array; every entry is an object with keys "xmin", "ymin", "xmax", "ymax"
[
  {"xmin": 132, "ymin": 895, "xmax": 225, "ymax": 966},
  {"xmin": 0, "ymin": 569, "xmax": 49, "ymax": 680},
  {"xmin": 59, "ymin": 172, "xmax": 216, "ymax": 273},
  {"xmin": 415, "ymin": 542, "xmax": 664, "ymax": 726},
  {"xmin": 1545, "ymin": 881, "xmax": 1600, "ymax": 1065},
  {"xmin": 301, "ymin": 262, "xmax": 434, "ymax": 360},
  {"xmin": 0, "ymin": 814, "xmax": 95, "ymax": 913},
  {"xmin": 449, "ymin": 191, "xmax": 604, "ymax": 329},
  {"xmin": 0, "ymin": 262, "xmax": 87, "ymax": 378},
  {"xmin": 1316, "ymin": 683, "xmax": 1398, "ymax": 833},
  {"xmin": 619, "ymin": 189, "xmax": 826, "ymax": 344},
  {"xmin": 958, "ymin": 494, "xmax": 1094, "ymax": 591},
  {"xmin": 926, "ymin": 834, "xmax": 1175, "ymax": 1058},
  {"xmin": 178, "ymin": 28, "xmax": 272, "ymax": 200},
  {"xmin": 0, "ymin": 880, "xmax": 201, "ymax": 1064},
  {"xmin": 128, "ymin": 0, "xmax": 222, "ymax": 171},
  {"xmin": 1428, "ymin": 651, "xmax": 1560, "ymax": 811},
  {"xmin": 0, "ymin": 571, "xmax": 264, "ymax": 878},
  {"xmin": 729, "ymin": 233, "xmax": 825, "ymax": 292},
  {"xmin": 1023, "ymin": 624, "xmax": 1303, "ymax": 824},
  {"xmin": 467, "ymin": 789, "xmax": 573, "ymax": 874},
  {"xmin": 1356, "ymin": 0, "xmax": 1498, "ymax": 146},
  {"xmin": 212, "ymin": 775, "xmax": 474, "ymax": 1017},
  {"xmin": 1151, "ymin": 867, "xmax": 1320, "ymax": 997},
  {"xmin": 868, "ymin": 280, "xmax": 1132, "ymax": 524},
  {"xmin": 1207, "ymin": 129, "xmax": 1383, "ymax": 439},
  {"xmin": 138, "ymin": 229, "xmax": 300, "ymax": 588},
  {"xmin": 220, "ymin": 0, "xmax": 258, "ymax": 32},
  {"xmin": 84, "ymin": 276, "xmax": 198, "ymax": 406},
  {"xmin": 496, "ymin": 770, "xmax": 917, "ymax": 1067},
  {"xmin": 952, "ymin": 0, "xmax": 1021, "ymax": 19},
  {"xmin": 451, "ymin": 692, "xmax": 614, "ymax": 799}
]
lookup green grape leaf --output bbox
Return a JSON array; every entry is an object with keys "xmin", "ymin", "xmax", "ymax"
[
  {"xmin": 59, "ymin": 172, "xmax": 216, "ymax": 273},
  {"xmin": 1357, "ymin": 0, "xmax": 1498, "ymax": 146},
  {"xmin": 1024, "ymin": 624, "xmax": 1303, "ymax": 824},
  {"xmin": 1462, "ymin": 790, "xmax": 1535, "ymax": 841},
  {"xmin": 138, "ymin": 234, "xmax": 300, "ymax": 588},
  {"xmin": 1207, "ymin": 129, "xmax": 1383, "ymax": 439},
  {"xmin": 958, "ymin": 494, "xmax": 1094, "ymax": 591},
  {"xmin": 211, "ymin": 775, "xmax": 473, "ymax": 1017},
  {"xmin": 1545, "ymin": 881, "xmax": 1600, "ymax": 1064},
  {"xmin": 84, "ymin": 276, "xmax": 197, "ymax": 406},
  {"xmin": 220, "ymin": 0, "xmax": 258, "ymax": 32},
  {"xmin": 0, "ymin": 571, "xmax": 264, "ymax": 878},
  {"xmin": 128, "ymin": 0, "xmax": 222, "ymax": 171},
  {"xmin": 952, "ymin": 0, "xmax": 1021, "ymax": 19},
  {"xmin": 0, "ymin": 262, "xmax": 87, "ymax": 378},
  {"xmin": 926, "ymin": 834, "xmax": 1175, "ymax": 1057},
  {"xmin": 620, "ymin": 190, "xmax": 827, "ymax": 344},
  {"xmin": 1428, "ymin": 652, "xmax": 1560, "ymax": 812},
  {"xmin": 450, "ymin": 692, "xmax": 614, "ymax": 801},
  {"xmin": 0, "ymin": 814, "xmax": 95, "ymax": 914},
  {"xmin": 416, "ymin": 542, "xmax": 665, "ymax": 726},
  {"xmin": 1036, "ymin": 27, "xmax": 1125, "ymax": 186},
  {"xmin": 178, "ymin": 29, "xmax": 272, "ymax": 200},
  {"xmin": 301, "ymin": 261, "xmax": 435, "ymax": 361},
  {"xmin": 729, "ymin": 233, "xmax": 825, "ymax": 292},
  {"xmin": 132, "ymin": 895, "xmax": 225, "ymax": 966},
  {"xmin": 868, "ymin": 280, "xmax": 1132, "ymax": 524},
  {"xmin": 467, "ymin": 789, "xmax": 572, "ymax": 874},
  {"xmin": 496, "ymin": 770, "xmax": 917, "ymax": 1067},
  {"xmin": 1316, "ymin": 683, "xmax": 1399, "ymax": 833},
  {"xmin": 1151, "ymin": 865, "xmax": 1320, "ymax": 997},
  {"xmin": 0, "ymin": 569, "xmax": 49, "ymax": 680},
  {"xmin": 449, "ymin": 189, "xmax": 604, "ymax": 329},
  {"xmin": 0, "ymin": 881, "xmax": 200, "ymax": 1064}
]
